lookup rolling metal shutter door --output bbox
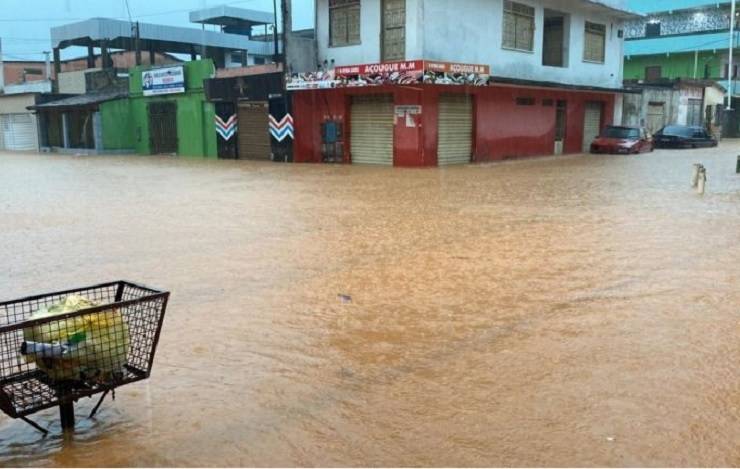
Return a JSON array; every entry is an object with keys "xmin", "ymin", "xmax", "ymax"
[
  {"xmin": 350, "ymin": 95, "xmax": 394, "ymax": 165},
  {"xmin": 1, "ymin": 114, "xmax": 37, "ymax": 151},
  {"xmin": 582, "ymin": 102, "xmax": 602, "ymax": 152},
  {"xmin": 238, "ymin": 102, "xmax": 271, "ymax": 160},
  {"xmin": 438, "ymin": 95, "xmax": 473, "ymax": 165}
]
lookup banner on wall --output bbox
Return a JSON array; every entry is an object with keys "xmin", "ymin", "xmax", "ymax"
[
  {"xmin": 287, "ymin": 60, "xmax": 491, "ymax": 90},
  {"xmin": 143, "ymin": 66, "xmax": 185, "ymax": 96},
  {"xmin": 215, "ymin": 114, "xmax": 237, "ymax": 141}
]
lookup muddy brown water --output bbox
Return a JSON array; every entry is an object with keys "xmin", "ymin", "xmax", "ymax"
[{"xmin": 1, "ymin": 145, "xmax": 740, "ymax": 467}]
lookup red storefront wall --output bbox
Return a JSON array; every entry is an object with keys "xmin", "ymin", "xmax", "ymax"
[{"xmin": 292, "ymin": 84, "xmax": 616, "ymax": 167}]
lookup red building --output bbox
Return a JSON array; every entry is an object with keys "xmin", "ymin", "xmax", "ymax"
[{"xmin": 290, "ymin": 60, "xmax": 618, "ymax": 167}]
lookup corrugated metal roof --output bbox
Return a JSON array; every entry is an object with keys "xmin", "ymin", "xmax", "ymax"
[
  {"xmin": 51, "ymin": 18, "xmax": 274, "ymax": 56},
  {"xmin": 29, "ymin": 89, "xmax": 127, "ymax": 110},
  {"xmin": 189, "ymin": 6, "xmax": 273, "ymax": 26}
]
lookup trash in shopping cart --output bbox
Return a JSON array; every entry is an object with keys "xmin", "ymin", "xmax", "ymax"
[{"xmin": 0, "ymin": 281, "xmax": 169, "ymax": 434}]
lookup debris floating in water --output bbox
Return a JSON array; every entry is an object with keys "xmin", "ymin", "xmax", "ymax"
[{"xmin": 338, "ymin": 294, "xmax": 353, "ymax": 304}]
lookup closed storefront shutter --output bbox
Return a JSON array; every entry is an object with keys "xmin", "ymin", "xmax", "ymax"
[
  {"xmin": 1, "ymin": 113, "xmax": 38, "ymax": 151},
  {"xmin": 238, "ymin": 102, "xmax": 271, "ymax": 160},
  {"xmin": 438, "ymin": 95, "xmax": 473, "ymax": 165},
  {"xmin": 350, "ymin": 95, "xmax": 394, "ymax": 165},
  {"xmin": 582, "ymin": 102, "xmax": 602, "ymax": 152}
]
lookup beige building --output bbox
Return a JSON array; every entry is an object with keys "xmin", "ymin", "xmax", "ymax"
[{"xmin": 0, "ymin": 93, "xmax": 40, "ymax": 151}]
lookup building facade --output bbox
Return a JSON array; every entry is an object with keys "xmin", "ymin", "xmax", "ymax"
[
  {"xmin": 622, "ymin": 0, "xmax": 734, "ymax": 134},
  {"xmin": 291, "ymin": 0, "xmax": 636, "ymax": 166}
]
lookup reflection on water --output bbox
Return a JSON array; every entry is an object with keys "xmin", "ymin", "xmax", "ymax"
[{"xmin": 1, "ymin": 145, "xmax": 740, "ymax": 466}]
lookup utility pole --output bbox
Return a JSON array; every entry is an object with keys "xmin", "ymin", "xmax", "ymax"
[
  {"xmin": 273, "ymin": 0, "xmax": 279, "ymax": 61},
  {"xmin": 728, "ymin": 0, "xmax": 736, "ymax": 110},
  {"xmin": 282, "ymin": 0, "xmax": 290, "ymax": 71},
  {"xmin": 0, "ymin": 38, "xmax": 5, "ymax": 94},
  {"xmin": 134, "ymin": 22, "xmax": 142, "ymax": 66}
]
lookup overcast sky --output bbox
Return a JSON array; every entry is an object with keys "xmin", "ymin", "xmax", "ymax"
[{"xmin": 0, "ymin": 0, "xmax": 315, "ymax": 61}]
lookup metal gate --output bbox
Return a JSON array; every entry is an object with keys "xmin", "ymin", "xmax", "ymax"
[
  {"xmin": 646, "ymin": 102, "xmax": 665, "ymax": 135},
  {"xmin": 382, "ymin": 0, "xmax": 406, "ymax": 61},
  {"xmin": 350, "ymin": 95, "xmax": 394, "ymax": 165},
  {"xmin": 237, "ymin": 102, "xmax": 271, "ymax": 160},
  {"xmin": 148, "ymin": 102, "xmax": 178, "ymax": 155},
  {"xmin": 1, "ymin": 113, "xmax": 38, "ymax": 151},
  {"xmin": 582, "ymin": 101, "xmax": 602, "ymax": 152},
  {"xmin": 438, "ymin": 95, "xmax": 473, "ymax": 165}
]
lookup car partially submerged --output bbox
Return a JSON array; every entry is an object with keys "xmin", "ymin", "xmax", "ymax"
[
  {"xmin": 590, "ymin": 126, "xmax": 654, "ymax": 155},
  {"xmin": 653, "ymin": 125, "xmax": 718, "ymax": 149}
]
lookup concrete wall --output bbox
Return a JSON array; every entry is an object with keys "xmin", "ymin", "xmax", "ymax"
[
  {"xmin": 100, "ymin": 99, "xmax": 134, "ymax": 150},
  {"xmin": 58, "ymin": 69, "xmax": 99, "ymax": 94},
  {"xmin": 0, "ymin": 93, "xmax": 37, "ymax": 114},
  {"xmin": 317, "ymin": 0, "xmax": 626, "ymax": 89}
]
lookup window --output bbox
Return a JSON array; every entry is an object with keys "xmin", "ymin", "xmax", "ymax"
[
  {"xmin": 584, "ymin": 21, "xmax": 606, "ymax": 63},
  {"xmin": 503, "ymin": 1, "xmax": 535, "ymax": 52},
  {"xmin": 542, "ymin": 99, "xmax": 554, "ymax": 106},
  {"xmin": 645, "ymin": 22, "xmax": 661, "ymax": 38},
  {"xmin": 330, "ymin": 0, "xmax": 361, "ymax": 47},
  {"xmin": 645, "ymin": 66, "xmax": 662, "ymax": 81},
  {"xmin": 254, "ymin": 57, "xmax": 266, "ymax": 65},
  {"xmin": 516, "ymin": 97, "xmax": 536, "ymax": 106}
]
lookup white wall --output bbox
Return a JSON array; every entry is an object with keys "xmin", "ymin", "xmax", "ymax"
[
  {"xmin": 316, "ymin": 0, "xmax": 626, "ymax": 89},
  {"xmin": 317, "ymin": 0, "xmax": 423, "ymax": 66}
]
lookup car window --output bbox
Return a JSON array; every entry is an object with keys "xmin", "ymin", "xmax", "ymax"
[
  {"xmin": 663, "ymin": 126, "xmax": 693, "ymax": 137},
  {"xmin": 602, "ymin": 127, "xmax": 639, "ymax": 138},
  {"xmin": 693, "ymin": 130, "xmax": 706, "ymax": 138}
]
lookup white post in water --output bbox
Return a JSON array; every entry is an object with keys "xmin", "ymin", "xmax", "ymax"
[
  {"xmin": 0, "ymin": 38, "xmax": 5, "ymax": 94},
  {"xmin": 729, "ymin": 0, "xmax": 737, "ymax": 110},
  {"xmin": 692, "ymin": 164, "xmax": 703, "ymax": 188},
  {"xmin": 697, "ymin": 167, "xmax": 707, "ymax": 195}
]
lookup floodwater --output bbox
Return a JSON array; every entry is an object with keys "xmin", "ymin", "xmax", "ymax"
[{"xmin": 1, "ymin": 144, "xmax": 740, "ymax": 467}]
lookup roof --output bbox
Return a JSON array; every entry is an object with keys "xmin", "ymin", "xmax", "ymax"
[
  {"xmin": 581, "ymin": 0, "xmax": 643, "ymax": 19},
  {"xmin": 28, "ymin": 89, "xmax": 127, "ymax": 111},
  {"xmin": 623, "ymin": 77, "xmax": 726, "ymax": 92},
  {"xmin": 51, "ymin": 18, "xmax": 273, "ymax": 56},
  {"xmin": 189, "ymin": 6, "xmax": 273, "ymax": 27},
  {"xmin": 626, "ymin": 0, "xmax": 729, "ymax": 15},
  {"xmin": 625, "ymin": 31, "xmax": 729, "ymax": 56}
]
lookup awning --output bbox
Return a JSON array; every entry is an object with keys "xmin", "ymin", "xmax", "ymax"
[{"xmin": 28, "ymin": 89, "xmax": 128, "ymax": 111}]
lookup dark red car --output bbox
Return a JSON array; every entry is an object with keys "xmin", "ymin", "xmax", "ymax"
[{"xmin": 590, "ymin": 125, "xmax": 654, "ymax": 155}]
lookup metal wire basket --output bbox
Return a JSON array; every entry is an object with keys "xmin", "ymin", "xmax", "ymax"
[{"xmin": 0, "ymin": 281, "xmax": 169, "ymax": 432}]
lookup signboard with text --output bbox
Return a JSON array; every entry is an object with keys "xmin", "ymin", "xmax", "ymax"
[
  {"xmin": 287, "ymin": 60, "xmax": 492, "ymax": 90},
  {"xmin": 143, "ymin": 66, "xmax": 185, "ymax": 97}
]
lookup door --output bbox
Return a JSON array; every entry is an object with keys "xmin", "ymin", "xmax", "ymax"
[
  {"xmin": 554, "ymin": 100, "xmax": 567, "ymax": 154},
  {"xmin": 582, "ymin": 101, "xmax": 602, "ymax": 152},
  {"xmin": 148, "ymin": 102, "xmax": 178, "ymax": 154},
  {"xmin": 646, "ymin": 102, "xmax": 665, "ymax": 135},
  {"xmin": 350, "ymin": 95, "xmax": 394, "ymax": 165},
  {"xmin": 382, "ymin": 0, "xmax": 406, "ymax": 61},
  {"xmin": 237, "ymin": 102, "xmax": 271, "ymax": 160},
  {"xmin": 438, "ymin": 94, "xmax": 473, "ymax": 165},
  {"xmin": 687, "ymin": 99, "xmax": 703, "ymax": 127},
  {"xmin": 1, "ymin": 113, "xmax": 38, "ymax": 151}
]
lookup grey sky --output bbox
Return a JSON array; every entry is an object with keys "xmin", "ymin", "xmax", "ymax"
[{"xmin": 0, "ymin": 0, "xmax": 315, "ymax": 61}]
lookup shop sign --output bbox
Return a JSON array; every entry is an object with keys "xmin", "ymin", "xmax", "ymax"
[
  {"xmin": 287, "ymin": 60, "xmax": 491, "ymax": 90},
  {"xmin": 142, "ymin": 66, "xmax": 185, "ymax": 96}
]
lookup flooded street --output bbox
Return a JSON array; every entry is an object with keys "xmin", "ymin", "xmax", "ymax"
[{"xmin": 2, "ymin": 145, "xmax": 740, "ymax": 466}]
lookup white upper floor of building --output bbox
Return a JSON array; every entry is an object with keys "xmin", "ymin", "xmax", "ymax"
[{"xmin": 316, "ymin": 0, "xmax": 637, "ymax": 89}]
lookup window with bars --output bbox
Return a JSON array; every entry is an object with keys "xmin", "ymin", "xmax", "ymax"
[
  {"xmin": 330, "ymin": 0, "xmax": 361, "ymax": 47},
  {"xmin": 584, "ymin": 21, "xmax": 606, "ymax": 63},
  {"xmin": 503, "ymin": 1, "xmax": 535, "ymax": 52}
]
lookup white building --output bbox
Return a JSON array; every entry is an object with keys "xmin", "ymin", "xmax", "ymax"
[{"xmin": 291, "ymin": 0, "xmax": 640, "ymax": 166}]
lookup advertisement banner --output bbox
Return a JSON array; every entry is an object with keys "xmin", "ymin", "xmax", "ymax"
[{"xmin": 143, "ymin": 66, "xmax": 185, "ymax": 96}]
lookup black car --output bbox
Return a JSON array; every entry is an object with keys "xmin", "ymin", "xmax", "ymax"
[{"xmin": 653, "ymin": 125, "xmax": 718, "ymax": 149}]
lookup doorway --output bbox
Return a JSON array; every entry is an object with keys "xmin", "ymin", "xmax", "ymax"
[{"xmin": 148, "ymin": 102, "xmax": 178, "ymax": 155}]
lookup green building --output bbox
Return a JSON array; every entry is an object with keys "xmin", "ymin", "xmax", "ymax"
[{"xmin": 101, "ymin": 59, "xmax": 218, "ymax": 158}]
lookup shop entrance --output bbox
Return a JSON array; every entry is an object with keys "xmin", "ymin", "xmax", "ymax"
[{"xmin": 148, "ymin": 102, "xmax": 178, "ymax": 155}]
